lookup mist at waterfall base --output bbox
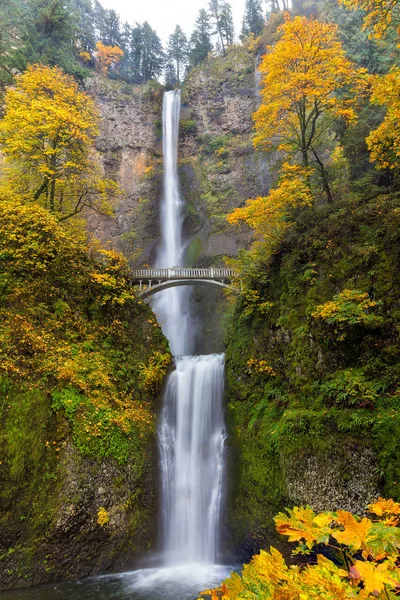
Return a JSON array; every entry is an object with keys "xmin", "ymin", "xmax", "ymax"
[{"xmin": 3, "ymin": 91, "xmax": 233, "ymax": 600}]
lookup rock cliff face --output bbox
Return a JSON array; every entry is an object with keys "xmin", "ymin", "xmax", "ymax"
[
  {"xmin": 85, "ymin": 78, "xmax": 164, "ymax": 265},
  {"xmin": 87, "ymin": 49, "xmax": 273, "ymax": 269}
]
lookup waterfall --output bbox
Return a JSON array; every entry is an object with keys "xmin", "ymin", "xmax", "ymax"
[
  {"xmin": 152, "ymin": 90, "xmax": 226, "ymax": 568},
  {"xmin": 152, "ymin": 90, "xmax": 192, "ymax": 356}
]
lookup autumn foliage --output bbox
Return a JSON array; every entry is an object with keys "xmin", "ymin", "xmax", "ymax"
[
  {"xmin": 366, "ymin": 67, "xmax": 400, "ymax": 171},
  {"xmin": 253, "ymin": 14, "xmax": 365, "ymax": 170},
  {"xmin": 201, "ymin": 498, "xmax": 400, "ymax": 600},
  {"xmin": 95, "ymin": 41, "xmax": 124, "ymax": 76},
  {"xmin": 338, "ymin": 0, "xmax": 399, "ymax": 38},
  {"xmin": 0, "ymin": 64, "xmax": 116, "ymax": 220}
]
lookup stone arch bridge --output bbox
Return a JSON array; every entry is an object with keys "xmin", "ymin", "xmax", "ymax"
[{"xmin": 131, "ymin": 268, "xmax": 238, "ymax": 299}]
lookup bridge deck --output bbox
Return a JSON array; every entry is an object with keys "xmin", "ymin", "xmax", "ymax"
[{"xmin": 131, "ymin": 268, "xmax": 237, "ymax": 281}]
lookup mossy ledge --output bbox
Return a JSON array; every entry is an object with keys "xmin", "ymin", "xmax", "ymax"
[{"xmin": 0, "ymin": 199, "xmax": 170, "ymax": 589}]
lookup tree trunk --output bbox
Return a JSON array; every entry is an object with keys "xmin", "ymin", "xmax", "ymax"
[{"xmin": 312, "ymin": 148, "xmax": 333, "ymax": 204}]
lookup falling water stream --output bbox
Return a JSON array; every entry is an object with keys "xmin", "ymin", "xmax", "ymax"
[{"xmin": 3, "ymin": 91, "xmax": 231, "ymax": 600}]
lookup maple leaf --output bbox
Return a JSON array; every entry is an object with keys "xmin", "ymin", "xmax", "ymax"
[
  {"xmin": 368, "ymin": 497, "xmax": 400, "ymax": 517},
  {"xmin": 275, "ymin": 506, "xmax": 333, "ymax": 549},
  {"xmin": 350, "ymin": 559, "xmax": 400, "ymax": 596},
  {"xmin": 366, "ymin": 522, "xmax": 400, "ymax": 560},
  {"xmin": 333, "ymin": 510, "xmax": 373, "ymax": 552}
]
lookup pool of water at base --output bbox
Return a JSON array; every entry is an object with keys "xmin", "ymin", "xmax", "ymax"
[{"xmin": 2, "ymin": 563, "xmax": 235, "ymax": 600}]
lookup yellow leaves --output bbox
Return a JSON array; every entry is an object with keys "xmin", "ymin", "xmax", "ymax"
[
  {"xmin": 138, "ymin": 352, "xmax": 171, "ymax": 392},
  {"xmin": 366, "ymin": 67, "xmax": 400, "ymax": 171},
  {"xmin": 95, "ymin": 41, "xmax": 124, "ymax": 76},
  {"xmin": 369, "ymin": 497, "xmax": 400, "ymax": 518},
  {"xmin": 275, "ymin": 506, "xmax": 332, "ymax": 548},
  {"xmin": 338, "ymin": 0, "xmax": 398, "ymax": 38},
  {"xmin": 203, "ymin": 499, "xmax": 400, "ymax": 600},
  {"xmin": 97, "ymin": 506, "xmax": 109, "ymax": 527},
  {"xmin": 253, "ymin": 15, "xmax": 365, "ymax": 159},
  {"xmin": 0, "ymin": 64, "xmax": 116, "ymax": 221},
  {"xmin": 350, "ymin": 560, "xmax": 399, "ymax": 596},
  {"xmin": 334, "ymin": 511, "xmax": 373, "ymax": 553},
  {"xmin": 247, "ymin": 359, "xmax": 276, "ymax": 377},
  {"xmin": 227, "ymin": 163, "xmax": 313, "ymax": 260}
]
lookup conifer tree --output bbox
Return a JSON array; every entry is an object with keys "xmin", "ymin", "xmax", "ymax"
[
  {"xmin": 189, "ymin": 8, "xmax": 213, "ymax": 66},
  {"xmin": 209, "ymin": 0, "xmax": 235, "ymax": 55},
  {"xmin": 241, "ymin": 0, "xmax": 264, "ymax": 39},
  {"xmin": 141, "ymin": 22, "xmax": 164, "ymax": 83},
  {"xmin": 167, "ymin": 25, "xmax": 188, "ymax": 84}
]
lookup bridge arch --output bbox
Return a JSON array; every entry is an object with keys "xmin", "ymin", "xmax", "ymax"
[{"xmin": 137, "ymin": 278, "xmax": 237, "ymax": 299}]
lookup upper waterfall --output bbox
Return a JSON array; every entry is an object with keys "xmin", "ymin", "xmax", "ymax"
[{"xmin": 152, "ymin": 90, "xmax": 193, "ymax": 355}]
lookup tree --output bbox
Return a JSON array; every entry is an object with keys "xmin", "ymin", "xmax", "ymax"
[
  {"xmin": 130, "ymin": 23, "xmax": 144, "ymax": 83},
  {"xmin": 95, "ymin": 41, "xmax": 123, "ymax": 75},
  {"xmin": 366, "ymin": 67, "xmax": 400, "ymax": 170},
  {"xmin": 338, "ymin": 0, "xmax": 400, "ymax": 38},
  {"xmin": 102, "ymin": 9, "xmax": 121, "ymax": 47},
  {"xmin": 166, "ymin": 25, "xmax": 187, "ymax": 84},
  {"xmin": 189, "ymin": 9, "xmax": 213, "ymax": 67},
  {"xmin": 254, "ymin": 14, "xmax": 365, "ymax": 202},
  {"xmin": 208, "ymin": 0, "xmax": 235, "ymax": 55},
  {"xmin": 241, "ymin": 0, "xmax": 264, "ymax": 39},
  {"xmin": 140, "ymin": 22, "xmax": 164, "ymax": 82},
  {"xmin": 0, "ymin": 64, "xmax": 116, "ymax": 221},
  {"xmin": 227, "ymin": 163, "xmax": 313, "ymax": 256},
  {"xmin": 16, "ymin": 0, "xmax": 87, "ymax": 79}
]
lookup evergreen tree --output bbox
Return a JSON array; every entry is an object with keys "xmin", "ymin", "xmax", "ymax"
[
  {"xmin": 141, "ymin": 22, "xmax": 164, "ymax": 83},
  {"xmin": 189, "ymin": 9, "xmax": 213, "ymax": 67},
  {"xmin": 130, "ymin": 23, "xmax": 143, "ymax": 83},
  {"xmin": 102, "ymin": 9, "xmax": 121, "ymax": 46},
  {"xmin": 72, "ymin": 0, "xmax": 96, "ymax": 56},
  {"xmin": 93, "ymin": 0, "xmax": 106, "ymax": 41},
  {"xmin": 241, "ymin": 0, "xmax": 264, "ymax": 39},
  {"xmin": 166, "ymin": 25, "xmax": 187, "ymax": 84},
  {"xmin": 118, "ymin": 21, "xmax": 133, "ymax": 80},
  {"xmin": 209, "ymin": 0, "xmax": 235, "ymax": 55},
  {"xmin": 17, "ymin": 0, "xmax": 87, "ymax": 78},
  {"xmin": 0, "ymin": 0, "xmax": 26, "ymax": 88}
]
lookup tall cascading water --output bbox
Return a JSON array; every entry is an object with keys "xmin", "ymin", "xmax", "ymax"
[
  {"xmin": 152, "ymin": 90, "xmax": 226, "ymax": 569},
  {"xmin": 152, "ymin": 90, "xmax": 192, "ymax": 356}
]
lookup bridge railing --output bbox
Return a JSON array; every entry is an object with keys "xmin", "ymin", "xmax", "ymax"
[{"xmin": 131, "ymin": 268, "xmax": 237, "ymax": 280}]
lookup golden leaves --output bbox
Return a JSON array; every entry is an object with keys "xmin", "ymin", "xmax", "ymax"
[
  {"xmin": 334, "ymin": 511, "xmax": 373, "ymax": 552},
  {"xmin": 275, "ymin": 506, "xmax": 332, "ymax": 548},
  {"xmin": 253, "ymin": 15, "xmax": 366, "ymax": 158},
  {"xmin": 366, "ymin": 67, "xmax": 400, "ymax": 171},
  {"xmin": 369, "ymin": 497, "xmax": 400, "ymax": 518},
  {"xmin": 0, "ymin": 64, "xmax": 116, "ymax": 221},
  {"xmin": 200, "ymin": 500, "xmax": 400, "ymax": 600}
]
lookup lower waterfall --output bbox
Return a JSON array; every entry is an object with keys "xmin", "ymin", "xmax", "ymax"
[{"xmin": 160, "ymin": 354, "xmax": 226, "ymax": 565}]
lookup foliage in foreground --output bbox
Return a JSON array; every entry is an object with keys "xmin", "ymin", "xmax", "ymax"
[{"xmin": 201, "ymin": 498, "xmax": 400, "ymax": 599}]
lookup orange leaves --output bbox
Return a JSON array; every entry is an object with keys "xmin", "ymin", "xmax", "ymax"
[
  {"xmin": 369, "ymin": 497, "xmax": 400, "ymax": 518},
  {"xmin": 95, "ymin": 41, "xmax": 124, "ymax": 76}
]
